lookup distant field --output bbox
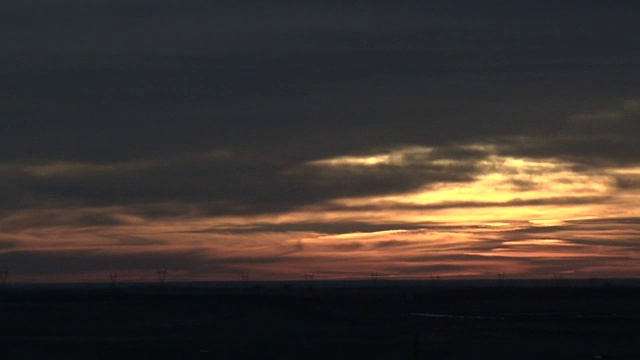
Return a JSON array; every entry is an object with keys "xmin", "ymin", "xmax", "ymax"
[{"xmin": 1, "ymin": 284, "xmax": 638, "ymax": 359}]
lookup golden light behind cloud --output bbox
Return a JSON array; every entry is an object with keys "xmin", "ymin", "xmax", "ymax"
[{"xmin": 3, "ymin": 144, "xmax": 640, "ymax": 282}]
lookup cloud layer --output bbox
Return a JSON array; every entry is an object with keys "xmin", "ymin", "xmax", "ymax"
[{"xmin": 2, "ymin": 1, "xmax": 640, "ymax": 281}]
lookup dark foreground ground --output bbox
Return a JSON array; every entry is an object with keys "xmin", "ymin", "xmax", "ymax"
[{"xmin": 1, "ymin": 283, "xmax": 639, "ymax": 359}]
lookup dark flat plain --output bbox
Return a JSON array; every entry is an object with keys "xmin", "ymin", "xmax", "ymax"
[{"xmin": 1, "ymin": 284, "xmax": 638, "ymax": 359}]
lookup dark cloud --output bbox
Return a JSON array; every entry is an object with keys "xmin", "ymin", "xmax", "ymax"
[
  {"xmin": 0, "ymin": 143, "xmax": 487, "ymax": 216},
  {"xmin": 0, "ymin": 249, "xmax": 210, "ymax": 275},
  {"xmin": 567, "ymin": 217, "xmax": 640, "ymax": 226},
  {"xmin": 102, "ymin": 234, "xmax": 167, "ymax": 247},
  {"xmin": 615, "ymin": 175, "xmax": 640, "ymax": 190},
  {"xmin": 325, "ymin": 242, "xmax": 364, "ymax": 251},
  {"xmin": 192, "ymin": 221, "xmax": 433, "ymax": 235},
  {"xmin": 501, "ymin": 217, "xmax": 640, "ymax": 238},
  {"xmin": 518, "ymin": 256, "xmax": 635, "ymax": 276},
  {"xmin": 501, "ymin": 225, "xmax": 576, "ymax": 238},
  {"xmin": 0, "ymin": 239, "xmax": 21, "ymax": 250},
  {"xmin": 3, "ymin": 0, "xmax": 639, "ymax": 163},
  {"xmin": 213, "ymin": 255, "xmax": 297, "ymax": 266},
  {"xmin": 384, "ymin": 264, "xmax": 468, "ymax": 275},
  {"xmin": 495, "ymin": 100, "xmax": 640, "ymax": 167},
  {"xmin": 323, "ymin": 196, "xmax": 612, "ymax": 213},
  {"xmin": 371, "ymin": 240, "xmax": 413, "ymax": 249},
  {"xmin": 0, "ymin": 208, "xmax": 133, "ymax": 232}
]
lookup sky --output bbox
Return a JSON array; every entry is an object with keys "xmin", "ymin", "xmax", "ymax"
[{"xmin": 2, "ymin": 0, "xmax": 640, "ymax": 283}]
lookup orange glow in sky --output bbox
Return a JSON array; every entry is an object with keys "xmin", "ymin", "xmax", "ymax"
[{"xmin": 3, "ymin": 145, "xmax": 640, "ymax": 283}]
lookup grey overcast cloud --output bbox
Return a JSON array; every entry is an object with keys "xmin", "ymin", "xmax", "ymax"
[{"xmin": 2, "ymin": 1, "xmax": 640, "ymax": 282}]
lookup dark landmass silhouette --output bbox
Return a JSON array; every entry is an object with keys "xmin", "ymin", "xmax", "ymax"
[{"xmin": 1, "ymin": 281, "xmax": 639, "ymax": 359}]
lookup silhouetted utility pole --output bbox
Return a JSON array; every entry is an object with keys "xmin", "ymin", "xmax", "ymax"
[
  {"xmin": 413, "ymin": 331, "xmax": 423, "ymax": 360},
  {"xmin": 370, "ymin": 272, "xmax": 379, "ymax": 287},
  {"xmin": 241, "ymin": 272, "xmax": 250, "ymax": 290},
  {"xmin": 552, "ymin": 272, "xmax": 564, "ymax": 286},
  {"xmin": 497, "ymin": 272, "xmax": 505, "ymax": 287},
  {"xmin": 109, "ymin": 272, "xmax": 118, "ymax": 289},
  {"xmin": 157, "ymin": 269, "xmax": 168, "ymax": 284},
  {"xmin": 430, "ymin": 273, "xmax": 440, "ymax": 287},
  {"xmin": 303, "ymin": 272, "xmax": 315, "ymax": 291},
  {"xmin": 552, "ymin": 272, "xmax": 563, "ymax": 280}
]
